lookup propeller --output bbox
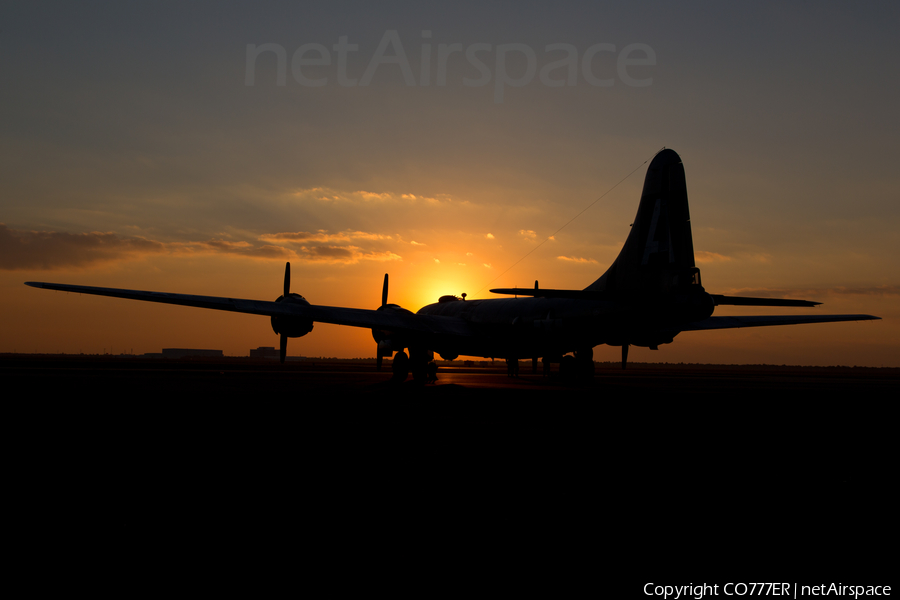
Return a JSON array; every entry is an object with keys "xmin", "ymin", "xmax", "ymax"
[
  {"xmin": 371, "ymin": 273, "xmax": 413, "ymax": 371},
  {"xmin": 280, "ymin": 262, "xmax": 290, "ymax": 364},
  {"xmin": 376, "ymin": 274, "xmax": 389, "ymax": 370},
  {"xmin": 269, "ymin": 262, "xmax": 313, "ymax": 364},
  {"xmin": 284, "ymin": 261, "xmax": 290, "ymax": 298}
]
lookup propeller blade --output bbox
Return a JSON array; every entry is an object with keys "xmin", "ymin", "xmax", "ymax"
[
  {"xmin": 280, "ymin": 333, "xmax": 288, "ymax": 364},
  {"xmin": 377, "ymin": 274, "xmax": 389, "ymax": 370},
  {"xmin": 284, "ymin": 262, "xmax": 291, "ymax": 297},
  {"xmin": 621, "ymin": 344, "xmax": 628, "ymax": 370}
]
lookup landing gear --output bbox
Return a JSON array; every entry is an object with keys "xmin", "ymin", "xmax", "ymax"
[
  {"xmin": 391, "ymin": 351, "xmax": 409, "ymax": 382},
  {"xmin": 409, "ymin": 348, "xmax": 433, "ymax": 384},
  {"xmin": 574, "ymin": 348, "xmax": 595, "ymax": 379},
  {"xmin": 557, "ymin": 349, "xmax": 595, "ymax": 382},
  {"xmin": 559, "ymin": 354, "xmax": 576, "ymax": 379},
  {"xmin": 410, "ymin": 358, "xmax": 427, "ymax": 384},
  {"xmin": 506, "ymin": 358, "xmax": 520, "ymax": 377},
  {"xmin": 391, "ymin": 348, "xmax": 433, "ymax": 384}
]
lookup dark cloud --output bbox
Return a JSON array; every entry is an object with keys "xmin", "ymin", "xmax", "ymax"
[
  {"xmin": 829, "ymin": 285, "xmax": 900, "ymax": 297},
  {"xmin": 302, "ymin": 245, "xmax": 355, "ymax": 260},
  {"xmin": 200, "ymin": 239, "xmax": 253, "ymax": 252},
  {"xmin": 260, "ymin": 231, "xmax": 392, "ymax": 244},
  {"xmin": 259, "ymin": 230, "xmax": 403, "ymax": 264},
  {"xmin": 246, "ymin": 244, "xmax": 294, "ymax": 259},
  {"xmin": 294, "ymin": 245, "xmax": 402, "ymax": 264},
  {"xmin": 0, "ymin": 224, "xmax": 165, "ymax": 270},
  {"xmin": 0, "ymin": 225, "xmax": 300, "ymax": 270},
  {"xmin": 194, "ymin": 239, "xmax": 294, "ymax": 260}
]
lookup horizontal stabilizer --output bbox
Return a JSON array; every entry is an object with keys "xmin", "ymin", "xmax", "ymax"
[
  {"xmin": 682, "ymin": 314, "xmax": 880, "ymax": 331},
  {"xmin": 711, "ymin": 295, "xmax": 821, "ymax": 308},
  {"xmin": 490, "ymin": 287, "xmax": 607, "ymax": 300}
]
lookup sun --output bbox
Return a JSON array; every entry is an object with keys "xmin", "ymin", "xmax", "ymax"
[{"xmin": 399, "ymin": 276, "xmax": 475, "ymax": 312}]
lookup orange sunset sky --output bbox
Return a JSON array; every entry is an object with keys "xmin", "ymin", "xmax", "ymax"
[{"xmin": 2, "ymin": 2, "xmax": 897, "ymax": 366}]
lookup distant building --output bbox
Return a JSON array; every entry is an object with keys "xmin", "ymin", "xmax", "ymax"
[
  {"xmin": 249, "ymin": 346, "xmax": 305, "ymax": 360},
  {"xmin": 161, "ymin": 348, "xmax": 223, "ymax": 358},
  {"xmin": 249, "ymin": 346, "xmax": 280, "ymax": 359}
]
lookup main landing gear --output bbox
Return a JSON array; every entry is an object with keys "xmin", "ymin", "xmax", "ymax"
[
  {"xmin": 558, "ymin": 348, "xmax": 595, "ymax": 381},
  {"xmin": 391, "ymin": 351, "xmax": 410, "ymax": 382},
  {"xmin": 390, "ymin": 349, "xmax": 435, "ymax": 384}
]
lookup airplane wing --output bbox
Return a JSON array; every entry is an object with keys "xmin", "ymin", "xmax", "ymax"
[
  {"xmin": 24, "ymin": 282, "xmax": 476, "ymax": 337},
  {"xmin": 681, "ymin": 314, "xmax": 880, "ymax": 331}
]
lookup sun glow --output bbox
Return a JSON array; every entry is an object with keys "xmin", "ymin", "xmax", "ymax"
[{"xmin": 398, "ymin": 278, "xmax": 472, "ymax": 313}]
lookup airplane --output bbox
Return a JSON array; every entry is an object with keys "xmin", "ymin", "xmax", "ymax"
[{"xmin": 26, "ymin": 149, "xmax": 880, "ymax": 381}]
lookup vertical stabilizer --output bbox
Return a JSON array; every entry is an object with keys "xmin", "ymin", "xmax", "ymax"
[{"xmin": 585, "ymin": 149, "xmax": 699, "ymax": 297}]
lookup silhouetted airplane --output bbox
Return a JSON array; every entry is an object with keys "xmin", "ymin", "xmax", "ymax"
[{"xmin": 26, "ymin": 149, "xmax": 879, "ymax": 380}]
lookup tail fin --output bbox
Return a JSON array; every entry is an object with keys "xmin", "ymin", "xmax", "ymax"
[{"xmin": 585, "ymin": 149, "xmax": 700, "ymax": 297}]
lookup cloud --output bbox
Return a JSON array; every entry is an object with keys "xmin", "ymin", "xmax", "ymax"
[
  {"xmin": 200, "ymin": 240, "xmax": 253, "ymax": 252},
  {"xmin": 260, "ymin": 230, "xmax": 393, "ymax": 244},
  {"xmin": 829, "ymin": 285, "xmax": 900, "ymax": 297},
  {"xmin": 0, "ymin": 223, "xmax": 400, "ymax": 270},
  {"xmin": 0, "ymin": 224, "xmax": 165, "ymax": 270},
  {"xmin": 354, "ymin": 191, "xmax": 393, "ymax": 201},
  {"xmin": 694, "ymin": 251, "xmax": 732, "ymax": 263},
  {"xmin": 300, "ymin": 245, "xmax": 355, "ymax": 260},
  {"xmin": 290, "ymin": 187, "xmax": 453, "ymax": 207},
  {"xmin": 721, "ymin": 285, "xmax": 900, "ymax": 300},
  {"xmin": 191, "ymin": 239, "xmax": 291, "ymax": 259},
  {"xmin": 291, "ymin": 188, "xmax": 395, "ymax": 203},
  {"xmin": 401, "ymin": 193, "xmax": 439, "ymax": 204},
  {"xmin": 258, "ymin": 229, "xmax": 402, "ymax": 264},
  {"xmin": 556, "ymin": 256, "xmax": 598, "ymax": 264},
  {"xmin": 166, "ymin": 239, "xmax": 297, "ymax": 260},
  {"xmin": 242, "ymin": 244, "xmax": 295, "ymax": 259},
  {"xmin": 519, "ymin": 229, "xmax": 537, "ymax": 239},
  {"xmin": 294, "ymin": 246, "xmax": 402, "ymax": 264},
  {"xmin": 485, "ymin": 233, "xmax": 495, "ymax": 240}
]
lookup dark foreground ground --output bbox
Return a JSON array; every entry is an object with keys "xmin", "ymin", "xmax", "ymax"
[{"xmin": 6, "ymin": 354, "xmax": 897, "ymax": 585}]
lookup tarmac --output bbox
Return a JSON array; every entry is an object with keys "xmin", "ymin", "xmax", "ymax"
[{"xmin": 6, "ymin": 354, "xmax": 896, "ymax": 576}]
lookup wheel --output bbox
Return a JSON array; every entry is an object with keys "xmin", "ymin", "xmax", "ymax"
[{"xmin": 391, "ymin": 351, "xmax": 409, "ymax": 382}]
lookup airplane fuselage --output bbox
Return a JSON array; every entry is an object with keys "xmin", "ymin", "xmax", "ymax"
[{"xmin": 415, "ymin": 295, "xmax": 671, "ymax": 360}]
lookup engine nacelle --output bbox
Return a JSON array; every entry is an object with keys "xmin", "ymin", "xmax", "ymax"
[
  {"xmin": 271, "ymin": 293, "xmax": 314, "ymax": 338},
  {"xmin": 376, "ymin": 339, "xmax": 397, "ymax": 357},
  {"xmin": 371, "ymin": 303, "xmax": 414, "ymax": 345},
  {"xmin": 672, "ymin": 289, "xmax": 715, "ymax": 323}
]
